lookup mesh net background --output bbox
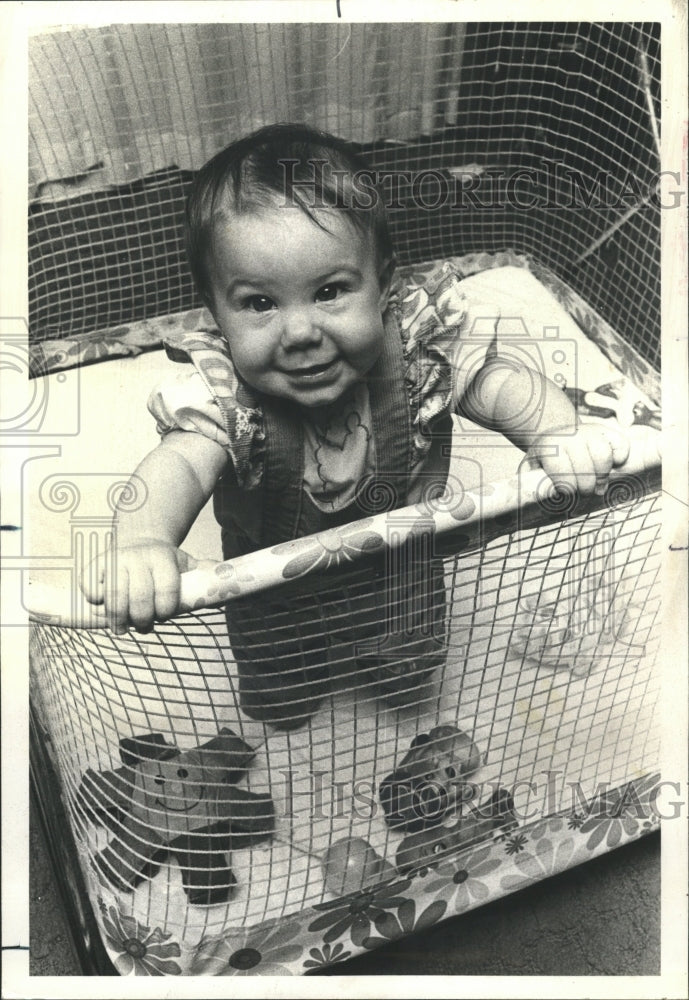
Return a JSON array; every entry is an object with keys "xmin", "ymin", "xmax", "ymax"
[
  {"xmin": 31, "ymin": 495, "xmax": 662, "ymax": 923},
  {"xmin": 29, "ymin": 22, "xmax": 660, "ymax": 369}
]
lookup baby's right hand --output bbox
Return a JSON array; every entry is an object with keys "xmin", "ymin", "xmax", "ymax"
[{"xmin": 79, "ymin": 539, "xmax": 197, "ymax": 634}]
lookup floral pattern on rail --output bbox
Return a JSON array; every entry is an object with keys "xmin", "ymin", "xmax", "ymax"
[
  {"xmin": 272, "ymin": 520, "xmax": 386, "ymax": 580},
  {"xmin": 269, "ymin": 488, "xmax": 480, "ymax": 582}
]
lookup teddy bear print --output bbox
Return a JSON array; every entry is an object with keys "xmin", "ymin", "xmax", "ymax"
[{"xmin": 77, "ymin": 728, "xmax": 274, "ymax": 905}]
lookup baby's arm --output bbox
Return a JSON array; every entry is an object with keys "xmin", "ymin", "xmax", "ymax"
[
  {"xmin": 80, "ymin": 430, "xmax": 227, "ymax": 633},
  {"xmin": 460, "ymin": 358, "xmax": 630, "ymax": 495}
]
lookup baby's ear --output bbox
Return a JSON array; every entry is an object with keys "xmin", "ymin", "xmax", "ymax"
[{"xmin": 378, "ymin": 256, "xmax": 396, "ymax": 310}]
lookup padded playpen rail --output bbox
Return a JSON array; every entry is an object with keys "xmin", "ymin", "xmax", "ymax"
[{"xmin": 28, "ymin": 458, "xmax": 660, "ymax": 629}]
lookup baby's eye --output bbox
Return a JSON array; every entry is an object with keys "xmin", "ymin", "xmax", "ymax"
[
  {"xmin": 315, "ymin": 283, "xmax": 345, "ymax": 303},
  {"xmin": 244, "ymin": 295, "xmax": 275, "ymax": 313}
]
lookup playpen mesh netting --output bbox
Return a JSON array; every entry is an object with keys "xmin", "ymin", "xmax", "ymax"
[{"xmin": 27, "ymin": 22, "xmax": 662, "ymax": 976}]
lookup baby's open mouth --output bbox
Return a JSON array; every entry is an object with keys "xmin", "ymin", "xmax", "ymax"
[{"xmin": 287, "ymin": 360, "xmax": 337, "ymax": 377}]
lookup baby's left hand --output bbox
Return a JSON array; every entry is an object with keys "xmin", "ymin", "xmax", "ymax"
[{"xmin": 523, "ymin": 422, "xmax": 631, "ymax": 497}]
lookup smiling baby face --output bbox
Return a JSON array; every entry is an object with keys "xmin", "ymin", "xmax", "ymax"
[{"xmin": 207, "ymin": 205, "xmax": 392, "ymax": 413}]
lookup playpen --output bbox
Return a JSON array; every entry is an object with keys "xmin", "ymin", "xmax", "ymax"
[{"xmin": 25, "ymin": 20, "xmax": 664, "ymax": 976}]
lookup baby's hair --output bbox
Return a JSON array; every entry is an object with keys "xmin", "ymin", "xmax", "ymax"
[{"xmin": 185, "ymin": 122, "xmax": 393, "ymax": 308}]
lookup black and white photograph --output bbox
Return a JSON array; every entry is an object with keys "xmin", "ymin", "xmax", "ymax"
[{"xmin": 1, "ymin": 1, "xmax": 687, "ymax": 995}]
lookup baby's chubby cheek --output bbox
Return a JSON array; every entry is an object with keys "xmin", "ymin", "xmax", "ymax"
[
  {"xmin": 347, "ymin": 311, "xmax": 387, "ymax": 373},
  {"xmin": 352, "ymin": 336, "xmax": 385, "ymax": 378}
]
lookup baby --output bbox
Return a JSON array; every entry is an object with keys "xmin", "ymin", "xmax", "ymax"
[{"xmin": 82, "ymin": 123, "xmax": 629, "ymax": 728}]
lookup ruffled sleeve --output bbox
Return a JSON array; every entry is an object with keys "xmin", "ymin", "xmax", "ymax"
[
  {"xmin": 148, "ymin": 368, "xmax": 232, "ymax": 448},
  {"xmin": 396, "ymin": 260, "xmax": 501, "ymax": 443},
  {"xmin": 147, "ymin": 333, "xmax": 265, "ymax": 489}
]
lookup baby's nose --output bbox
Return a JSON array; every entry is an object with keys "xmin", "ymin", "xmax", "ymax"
[{"xmin": 280, "ymin": 307, "xmax": 322, "ymax": 348}]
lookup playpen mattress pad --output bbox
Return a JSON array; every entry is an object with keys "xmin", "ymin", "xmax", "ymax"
[{"xmin": 28, "ymin": 256, "xmax": 662, "ymax": 976}]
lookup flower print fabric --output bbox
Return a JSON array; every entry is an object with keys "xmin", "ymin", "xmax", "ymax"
[
  {"xmin": 306, "ymin": 876, "xmax": 413, "ymax": 948},
  {"xmin": 101, "ymin": 905, "xmax": 182, "ymax": 976},
  {"xmin": 190, "ymin": 918, "xmax": 309, "ymax": 975}
]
